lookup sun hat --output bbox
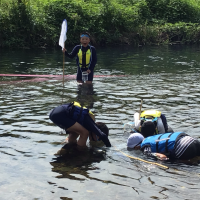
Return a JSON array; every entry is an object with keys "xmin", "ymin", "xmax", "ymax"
[{"xmin": 127, "ymin": 133, "xmax": 144, "ymax": 148}]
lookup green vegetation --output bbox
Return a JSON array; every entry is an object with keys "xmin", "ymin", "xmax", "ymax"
[{"xmin": 1, "ymin": 0, "xmax": 200, "ymax": 48}]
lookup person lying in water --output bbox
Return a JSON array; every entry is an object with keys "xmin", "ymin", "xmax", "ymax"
[
  {"xmin": 133, "ymin": 109, "xmax": 173, "ymax": 137},
  {"xmin": 49, "ymin": 101, "xmax": 111, "ymax": 148},
  {"xmin": 127, "ymin": 121, "xmax": 200, "ymax": 161}
]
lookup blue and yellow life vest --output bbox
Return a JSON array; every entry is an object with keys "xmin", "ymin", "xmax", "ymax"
[
  {"xmin": 140, "ymin": 110, "xmax": 161, "ymax": 120},
  {"xmin": 141, "ymin": 132, "xmax": 187, "ymax": 154},
  {"xmin": 71, "ymin": 101, "xmax": 94, "ymax": 124},
  {"xmin": 73, "ymin": 101, "xmax": 93, "ymax": 115},
  {"xmin": 138, "ymin": 110, "xmax": 162, "ymax": 135},
  {"xmin": 77, "ymin": 47, "xmax": 91, "ymax": 68}
]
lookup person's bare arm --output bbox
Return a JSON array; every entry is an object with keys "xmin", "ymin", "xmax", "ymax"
[
  {"xmin": 143, "ymin": 147, "xmax": 168, "ymax": 160},
  {"xmin": 152, "ymin": 153, "xmax": 169, "ymax": 160}
]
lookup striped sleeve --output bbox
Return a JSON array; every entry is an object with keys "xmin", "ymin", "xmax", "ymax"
[{"xmin": 175, "ymin": 136, "xmax": 195, "ymax": 158}]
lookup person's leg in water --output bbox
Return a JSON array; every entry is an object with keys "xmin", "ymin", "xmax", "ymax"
[
  {"xmin": 86, "ymin": 70, "xmax": 93, "ymax": 84},
  {"xmin": 66, "ymin": 122, "xmax": 89, "ymax": 148},
  {"xmin": 76, "ymin": 67, "xmax": 93, "ymax": 84},
  {"xmin": 76, "ymin": 67, "xmax": 83, "ymax": 84}
]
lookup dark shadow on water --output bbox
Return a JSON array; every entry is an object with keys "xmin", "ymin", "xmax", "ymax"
[
  {"xmin": 50, "ymin": 143, "xmax": 106, "ymax": 180},
  {"xmin": 75, "ymin": 83, "xmax": 96, "ymax": 109}
]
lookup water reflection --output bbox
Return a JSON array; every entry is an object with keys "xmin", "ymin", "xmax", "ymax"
[
  {"xmin": 50, "ymin": 144, "xmax": 105, "ymax": 180},
  {"xmin": 75, "ymin": 83, "xmax": 96, "ymax": 109},
  {"xmin": 1, "ymin": 45, "xmax": 200, "ymax": 199}
]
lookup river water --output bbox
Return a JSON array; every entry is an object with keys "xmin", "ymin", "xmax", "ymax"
[{"xmin": 1, "ymin": 45, "xmax": 200, "ymax": 200}]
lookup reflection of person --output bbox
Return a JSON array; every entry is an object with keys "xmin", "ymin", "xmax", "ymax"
[
  {"xmin": 134, "ymin": 110, "xmax": 173, "ymax": 137},
  {"xmin": 49, "ymin": 101, "xmax": 111, "ymax": 148},
  {"xmin": 127, "ymin": 122, "xmax": 200, "ymax": 161},
  {"xmin": 76, "ymin": 83, "xmax": 95, "ymax": 110},
  {"xmin": 62, "ymin": 32, "xmax": 97, "ymax": 84},
  {"xmin": 50, "ymin": 144, "xmax": 106, "ymax": 180}
]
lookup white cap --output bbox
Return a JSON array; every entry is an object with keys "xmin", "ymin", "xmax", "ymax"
[{"xmin": 127, "ymin": 133, "xmax": 144, "ymax": 148}]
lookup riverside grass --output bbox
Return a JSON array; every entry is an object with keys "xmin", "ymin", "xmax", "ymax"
[{"xmin": 1, "ymin": 0, "xmax": 200, "ymax": 48}]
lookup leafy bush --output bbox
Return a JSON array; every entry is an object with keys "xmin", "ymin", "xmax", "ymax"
[
  {"xmin": 1, "ymin": 0, "xmax": 200, "ymax": 48},
  {"xmin": 146, "ymin": 0, "xmax": 200, "ymax": 23}
]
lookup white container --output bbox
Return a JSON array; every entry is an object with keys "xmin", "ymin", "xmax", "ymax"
[{"xmin": 82, "ymin": 71, "xmax": 88, "ymax": 81}]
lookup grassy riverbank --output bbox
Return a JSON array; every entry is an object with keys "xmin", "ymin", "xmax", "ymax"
[{"xmin": 1, "ymin": 0, "xmax": 200, "ymax": 48}]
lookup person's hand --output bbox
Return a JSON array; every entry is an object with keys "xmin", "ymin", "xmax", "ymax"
[
  {"xmin": 156, "ymin": 153, "xmax": 169, "ymax": 160},
  {"xmin": 62, "ymin": 48, "xmax": 66, "ymax": 53},
  {"xmin": 87, "ymin": 69, "xmax": 91, "ymax": 74}
]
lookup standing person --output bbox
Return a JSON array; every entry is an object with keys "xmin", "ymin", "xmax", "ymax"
[
  {"xmin": 62, "ymin": 32, "xmax": 97, "ymax": 84},
  {"xmin": 49, "ymin": 101, "xmax": 111, "ymax": 148}
]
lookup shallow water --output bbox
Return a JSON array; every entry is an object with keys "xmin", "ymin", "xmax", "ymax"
[{"xmin": 1, "ymin": 45, "xmax": 200, "ymax": 200}]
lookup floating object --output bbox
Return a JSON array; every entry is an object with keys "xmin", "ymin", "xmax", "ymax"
[
  {"xmin": 0, "ymin": 74, "xmax": 127, "ymax": 84},
  {"xmin": 0, "ymin": 74, "xmax": 126, "ymax": 78}
]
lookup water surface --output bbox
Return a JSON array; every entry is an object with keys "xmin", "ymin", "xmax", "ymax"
[{"xmin": 1, "ymin": 45, "xmax": 200, "ymax": 200}]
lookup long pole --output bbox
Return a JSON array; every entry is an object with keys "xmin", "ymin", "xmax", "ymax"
[
  {"xmin": 115, "ymin": 148, "xmax": 169, "ymax": 169},
  {"xmin": 139, "ymin": 98, "xmax": 143, "ymax": 120},
  {"xmin": 62, "ymin": 44, "xmax": 65, "ymax": 87}
]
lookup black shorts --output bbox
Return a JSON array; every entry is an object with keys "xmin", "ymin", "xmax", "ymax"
[
  {"xmin": 76, "ymin": 67, "xmax": 94, "ymax": 81},
  {"xmin": 49, "ymin": 105, "xmax": 76, "ymax": 129}
]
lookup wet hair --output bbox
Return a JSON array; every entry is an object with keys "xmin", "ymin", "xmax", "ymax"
[
  {"xmin": 96, "ymin": 122, "xmax": 109, "ymax": 136},
  {"xmin": 141, "ymin": 121, "xmax": 156, "ymax": 138}
]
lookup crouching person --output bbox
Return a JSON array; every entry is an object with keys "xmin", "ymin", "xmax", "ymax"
[{"xmin": 49, "ymin": 101, "xmax": 111, "ymax": 149}]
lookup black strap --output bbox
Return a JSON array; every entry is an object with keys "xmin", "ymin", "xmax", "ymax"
[
  {"xmin": 79, "ymin": 63, "xmax": 89, "ymax": 66},
  {"xmin": 165, "ymin": 132, "xmax": 174, "ymax": 153},
  {"xmin": 156, "ymin": 134, "xmax": 164, "ymax": 152}
]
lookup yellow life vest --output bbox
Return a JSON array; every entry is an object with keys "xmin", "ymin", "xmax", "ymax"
[
  {"xmin": 77, "ymin": 48, "xmax": 91, "ymax": 68},
  {"xmin": 140, "ymin": 110, "xmax": 161, "ymax": 119},
  {"xmin": 73, "ymin": 101, "xmax": 94, "ymax": 116}
]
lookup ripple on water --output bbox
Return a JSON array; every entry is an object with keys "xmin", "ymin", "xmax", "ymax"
[{"xmin": 1, "ymin": 47, "xmax": 200, "ymax": 199}]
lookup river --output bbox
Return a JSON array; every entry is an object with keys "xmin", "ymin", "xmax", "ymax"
[{"xmin": 1, "ymin": 45, "xmax": 200, "ymax": 200}]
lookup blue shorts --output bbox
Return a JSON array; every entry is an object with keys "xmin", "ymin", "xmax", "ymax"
[{"xmin": 76, "ymin": 67, "xmax": 94, "ymax": 81}]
